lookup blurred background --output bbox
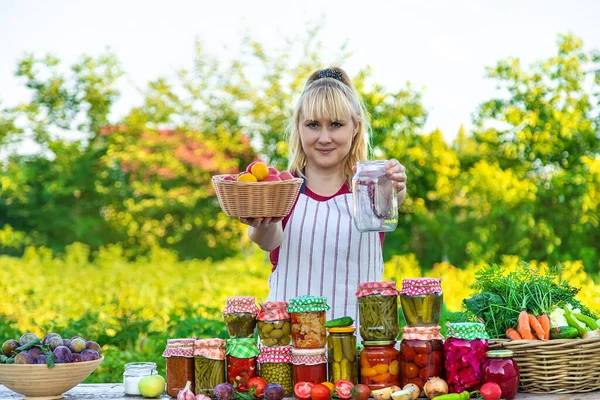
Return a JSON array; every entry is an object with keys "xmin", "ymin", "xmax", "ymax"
[{"xmin": 1, "ymin": 0, "xmax": 599, "ymax": 382}]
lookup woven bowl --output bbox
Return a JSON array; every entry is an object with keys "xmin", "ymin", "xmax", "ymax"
[
  {"xmin": 212, "ymin": 174, "xmax": 304, "ymax": 218},
  {"xmin": 0, "ymin": 356, "xmax": 104, "ymax": 399}
]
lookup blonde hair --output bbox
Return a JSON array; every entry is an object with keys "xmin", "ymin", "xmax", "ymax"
[{"xmin": 287, "ymin": 67, "xmax": 371, "ymax": 187}]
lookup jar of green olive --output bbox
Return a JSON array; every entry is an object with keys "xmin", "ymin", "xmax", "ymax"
[
  {"xmin": 257, "ymin": 302, "xmax": 292, "ymax": 347},
  {"xmin": 257, "ymin": 346, "xmax": 293, "ymax": 396},
  {"xmin": 222, "ymin": 296, "xmax": 259, "ymax": 338}
]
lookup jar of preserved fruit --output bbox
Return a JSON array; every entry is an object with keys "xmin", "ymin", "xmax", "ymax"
[
  {"xmin": 327, "ymin": 327, "xmax": 358, "ymax": 384},
  {"xmin": 399, "ymin": 326, "xmax": 444, "ymax": 390},
  {"xmin": 257, "ymin": 301, "xmax": 292, "ymax": 347},
  {"xmin": 444, "ymin": 323, "xmax": 489, "ymax": 394},
  {"xmin": 226, "ymin": 338, "xmax": 259, "ymax": 392},
  {"xmin": 291, "ymin": 347, "xmax": 327, "ymax": 384},
  {"xmin": 356, "ymin": 281, "xmax": 399, "ymax": 341},
  {"xmin": 481, "ymin": 350, "xmax": 520, "ymax": 399},
  {"xmin": 194, "ymin": 338, "xmax": 226, "ymax": 396},
  {"xmin": 258, "ymin": 346, "xmax": 293, "ymax": 396},
  {"xmin": 359, "ymin": 341, "xmax": 400, "ymax": 390},
  {"xmin": 400, "ymin": 278, "xmax": 443, "ymax": 326},
  {"xmin": 123, "ymin": 362, "xmax": 157, "ymax": 396},
  {"xmin": 288, "ymin": 295, "xmax": 330, "ymax": 348},
  {"xmin": 223, "ymin": 296, "xmax": 259, "ymax": 338},
  {"xmin": 163, "ymin": 338, "xmax": 195, "ymax": 397},
  {"xmin": 352, "ymin": 160, "xmax": 398, "ymax": 232}
]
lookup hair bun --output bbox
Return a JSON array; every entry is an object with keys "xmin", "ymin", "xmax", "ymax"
[{"xmin": 317, "ymin": 68, "xmax": 343, "ymax": 82}]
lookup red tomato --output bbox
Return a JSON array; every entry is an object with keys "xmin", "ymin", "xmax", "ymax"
[
  {"xmin": 403, "ymin": 362, "xmax": 419, "ymax": 379},
  {"xmin": 414, "ymin": 353, "xmax": 428, "ymax": 367},
  {"xmin": 311, "ymin": 383, "xmax": 332, "ymax": 400},
  {"xmin": 400, "ymin": 346, "xmax": 415, "ymax": 362},
  {"xmin": 294, "ymin": 382, "xmax": 315, "ymax": 400},
  {"xmin": 408, "ymin": 377, "xmax": 423, "ymax": 388},
  {"xmin": 419, "ymin": 364, "xmax": 440, "ymax": 380},
  {"xmin": 334, "ymin": 380, "xmax": 354, "ymax": 399},
  {"xmin": 430, "ymin": 351, "xmax": 443, "ymax": 366},
  {"xmin": 413, "ymin": 341, "xmax": 432, "ymax": 354},
  {"xmin": 480, "ymin": 382, "xmax": 502, "ymax": 400},
  {"xmin": 247, "ymin": 377, "xmax": 267, "ymax": 398},
  {"xmin": 350, "ymin": 384, "xmax": 371, "ymax": 400}
]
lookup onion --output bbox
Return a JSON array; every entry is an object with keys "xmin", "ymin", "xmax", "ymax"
[
  {"xmin": 423, "ymin": 377, "xmax": 448, "ymax": 399},
  {"xmin": 401, "ymin": 384, "xmax": 420, "ymax": 400}
]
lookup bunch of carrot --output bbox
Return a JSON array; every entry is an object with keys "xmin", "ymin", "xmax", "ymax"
[{"xmin": 506, "ymin": 309, "xmax": 550, "ymax": 340}]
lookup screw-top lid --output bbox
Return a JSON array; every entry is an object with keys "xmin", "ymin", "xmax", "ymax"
[
  {"xmin": 257, "ymin": 346, "xmax": 292, "ymax": 363},
  {"xmin": 287, "ymin": 295, "xmax": 330, "ymax": 313},
  {"xmin": 225, "ymin": 337, "xmax": 260, "ymax": 359},
  {"xmin": 486, "ymin": 350, "xmax": 514, "ymax": 358},
  {"xmin": 328, "ymin": 327, "xmax": 356, "ymax": 334},
  {"xmin": 446, "ymin": 322, "xmax": 489, "ymax": 340},
  {"xmin": 223, "ymin": 296, "xmax": 260, "ymax": 315},
  {"xmin": 356, "ymin": 281, "xmax": 399, "ymax": 297},
  {"xmin": 362, "ymin": 340, "xmax": 396, "ymax": 346},
  {"xmin": 400, "ymin": 278, "xmax": 442, "ymax": 295}
]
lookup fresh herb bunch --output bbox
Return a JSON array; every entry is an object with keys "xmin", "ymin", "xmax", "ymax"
[{"xmin": 462, "ymin": 262, "xmax": 598, "ymax": 338}]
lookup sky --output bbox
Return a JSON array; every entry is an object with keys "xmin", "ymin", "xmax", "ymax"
[{"xmin": 1, "ymin": 0, "xmax": 599, "ymax": 155}]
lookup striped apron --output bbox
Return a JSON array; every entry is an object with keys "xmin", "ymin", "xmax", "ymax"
[{"xmin": 266, "ymin": 191, "xmax": 384, "ymax": 324}]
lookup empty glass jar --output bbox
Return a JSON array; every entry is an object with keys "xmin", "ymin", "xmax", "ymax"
[{"xmin": 352, "ymin": 160, "xmax": 398, "ymax": 232}]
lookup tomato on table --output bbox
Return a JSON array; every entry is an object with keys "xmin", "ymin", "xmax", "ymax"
[
  {"xmin": 247, "ymin": 377, "xmax": 267, "ymax": 398},
  {"xmin": 311, "ymin": 383, "xmax": 332, "ymax": 400},
  {"xmin": 294, "ymin": 382, "xmax": 314, "ymax": 400},
  {"xmin": 350, "ymin": 384, "xmax": 371, "ymax": 400},
  {"xmin": 334, "ymin": 380, "xmax": 355, "ymax": 399}
]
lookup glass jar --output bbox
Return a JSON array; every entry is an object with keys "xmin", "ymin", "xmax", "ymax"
[
  {"xmin": 327, "ymin": 327, "xmax": 358, "ymax": 384},
  {"xmin": 258, "ymin": 346, "xmax": 293, "ymax": 396},
  {"xmin": 194, "ymin": 339, "xmax": 226, "ymax": 396},
  {"xmin": 288, "ymin": 295, "xmax": 330, "ymax": 348},
  {"xmin": 223, "ymin": 296, "xmax": 259, "ymax": 338},
  {"xmin": 400, "ymin": 278, "xmax": 443, "ymax": 326},
  {"xmin": 257, "ymin": 301, "xmax": 292, "ymax": 347},
  {"xmin": 226, "ymin": 338, "xmax": 259, "ymax": 392},
  {"xmin": 352, "ymin": 160, "xmax": 398, "ymax": 232},
  {"xmin": 399, "ymin": 326, "xmax": 444, "ymax": 390},
  {"xmin": 291, "ymin": 348, "xmax": 327, "ymax": 384},
  {"xmin": 163, "ymin": 339, "xmax": 195, "ymax": 397},
  {"xmin": 359, "ymin": 341, "xmax": 400, "ymax": 390},
  {"xmin": 481, "ymin": 350, "xmax": 520, "ymax": 399},
  {"xmin": 444, "ymin": 323, "xmax": 489, "ymax": 394},
  {"xmin": 123, "ymin": 362, "xmax": 158, "ymax": 396},
  {"xmin": 356, "ymin": 281, "xmax": 399, "ymax": 341}
]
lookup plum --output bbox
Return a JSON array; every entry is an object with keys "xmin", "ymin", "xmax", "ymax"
[
  {"xmin": 264, "ymin": 384, "xmax": 285, "ymax": 400},
  {"xmin": 71, "ymin": 353, "xmax": 84, "ymax": 363},
  {"xmin": 69, "ymin": 337, "xmax": 86, "ymax": 353},
  {"xmin": 63, "ymin": 339, "xmax": 71, "ymax": 347},
  {"xmin": 53, "ymin": 346, "xmax": 73, "ymax": 363},
  {"xmin": 36, "ymin": 354, "xmax": 47, "ymax": 364},
  {"xmin": 213, "ymin": 383, "xmax": 234, "ymax": 400},
  {"xmin": 80, "ymin": 349, "xmax": 99, "ymax": 361},
  {"xmin": 86, "ymin": 341, "xmax": 102, "ymax": 354},
  {"xmin": 14, "ymin": 352, "xmax": 34, "ymax": 364},
  {"xmin": 42, "ymin": 333, "xmax": 63, "ymax": 350},
  {"xmin": 19, "ymin": 333, "xmax": 38, "ymax": 346},
  {"xmin": 28, "ymin": 347, "xmax": 43, "ymax": 359},
  {"xmin": 1, "ymin": 339, "xmax": 19, "ymax": 357}
]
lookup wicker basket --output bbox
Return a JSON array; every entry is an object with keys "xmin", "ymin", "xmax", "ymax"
[
  {"xmin": 212, "ymin": 174, "xmax": 304, "ymax": 218},
  {"xmin": 489, "ymin": 338, "xmax": 600, "ymax": 394}
]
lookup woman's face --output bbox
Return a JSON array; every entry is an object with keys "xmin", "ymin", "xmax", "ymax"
[{"xmin": 299, "ymin": 113, "xmax": 357, "ymax": 172}]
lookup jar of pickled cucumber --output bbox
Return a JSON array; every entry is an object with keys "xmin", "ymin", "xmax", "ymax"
[
  {"xmin": 291, "ymin": 347, "xmax": 327, "ymax": 384},
  {"xmin": 400, "ymin": 278, "xmax": 443, "ymax": 326},
  {"xmin": 257, "ymin": 346, "xmax": 293, "ymax": 396},
  {"xmin": 222, "ymin": 296, "xmax": 260, "ymax": 338},
  {"xmin": 194, "ymin": 339, "xmax": 226, "ymax": 396},
  {"xmin": 226, "ymin": 338, "xmax": 259, "ymax": 392},
  {"xmin": 356, "ymin": 281, "xmax": 399, "ymax": 341},
  {"xmin": 257, "ymin": 301, "xmax": 292, "ymax": 347},
  {"xmin": 445, "ymin": 323, "xmax": 489, "ymax": 394},
  {"xmin": 359, "ymin": 341, "xmax": 399, "ymax": 390},
  {"xmin": 163, "ymin": 338, "xmax": 195, "ymax": 397},
  {"xmin": 288, "ymin": 295, "xmax": 330, "ymax": 348},
  {"xmin": 327, "ymin": 327, "xmax": 357, "ymax": 384},
  {"xmin": 399, "ymin": 326, "xmax": 444, "ymax": 391}
]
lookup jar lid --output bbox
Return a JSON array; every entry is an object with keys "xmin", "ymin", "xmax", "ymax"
[
  {"xmin": 257, "ymin": 346, "xmax": 292, "ymax": 363},
  {"xmin": 287, "ymin": 295, "xmax": 330, "ymax": 313},
  {"xmin": 446, "ymin": 322, "xmax": 490, "ymax": 340},
  {"xmin": 328, "ymin": 327, "xmax": 356, "ymax": 333},
  {"xmin": 162, "ymin": 338, "xmax": 195, "ymax": 358},
  {"xmin": 223, "ymin": 296, "xmax": 260, "ymax": 315},
  {"xmin": 257, "ymin": 301, "xmax": 290, "ymax": 321},
  {"xmin": 362, "ymin": 340, "xmax": 396, "ymax": 346},
  {"xmin": 400, "ymin": 278, "xmax": 442, "ymax": 295},
  {"xmin": 193, "ymin": 338, "xmax": 226, "ymax": 360},
  {"xmin": 356, "ymin": 281, "xmax": 399, "ymax": 297},
  {"xmin": 290, "ymin": 347, "xmax": 327, "ymax": 365},
  {"xmin": 226, "ymin": 337, "xmax": 260, "ymax": 358},
  {"xmin": 402, "ymin": 326, "xmax": 443, "ymax": 341},
  {"xmin": 486, "ymin": 350, "xmax": 514, "ymax": 358}
]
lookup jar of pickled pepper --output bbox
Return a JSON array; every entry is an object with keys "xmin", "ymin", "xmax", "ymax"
[
  {"xmin": 327, "ymin": 327, "xmax": 358, "ymax": 384},
  {"xmin": 359, "ymin": 341, "xmax": 400, "ymax": 390},
  {"xmin": 257, "ymin": 346, "xmax": 294, "ymax": 396},
  {"xmin": 194, "ymin": 339, "xmax": 226, "ymax": 397},
  {"xmin": 291, "ymin": 348, "xmax": 328, "ymax": 384},
  {"xmin": 444, "ymin": 323, "xmax": 489, "ymax": 394},
  {"xmin": 226, "ymin": 338, "xmax": 259, "ymax": 392},
  {"xmin": 163, "ymin": 338, "xmax": 196, "ymax": 397},
  {"xmin": 257, "ymin": 301, "xmax": 292, "ymax": 347},
  {"xmin": 400, "ymin": 278, "xmax": 443, "ymax": 326},
  {"xmin": 399, "ymin": 326, "xmax": 444, "ymax": 391},
  {"xmin": 223, "ymin": 296, "xmax": 259, "ymax": 338},
  {"xmin": 356, "ymin": 281, "xmax": 399, "ymax": 341},
  {"xmin": 288, "ymin": 295, "xmax": 330, "ymax": 348}
]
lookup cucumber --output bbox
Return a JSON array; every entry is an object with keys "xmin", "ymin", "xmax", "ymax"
[
  {"xmin": 550, "ymin": 326, "xmax": 579, "ymax": 339},
  {"xmin": 324, "ymin": 316, "xmax": 354, "ymax": 328}
]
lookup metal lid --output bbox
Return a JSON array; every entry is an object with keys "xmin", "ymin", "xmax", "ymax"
[
  {"xmin": 486, "ymin": 350, "xmax": 514, "ymax": 358},
  {"xmin": 362, "ymin": 340, "xmax": 395, "ymax": 346},
  {"xmin": 328, "ymin": 327, "xmax": 356, "ymax": 334}
]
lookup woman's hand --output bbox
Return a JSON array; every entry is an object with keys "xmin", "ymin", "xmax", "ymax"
[
  {"xmin": 385, "ymin": 159, "xmax": 407, "ymax": 194},
  {"xmin": 239, "ymin": 217, "xmax": 284, "ymax": 229}
]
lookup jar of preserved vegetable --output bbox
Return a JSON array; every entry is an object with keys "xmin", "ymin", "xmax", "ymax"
[
  {"xmin": 327, "ymin": 327, "xmax": 357, "ymax": 384},
  {"xmin": 223, "ymin": 296, "xmax": 260, "ymax": 338},
  {"xmin": 257, "ymin": 301, "xmax": 292, "ymax": 347},
  {"xmin": 481, "ymin": 350, "xmax": 520, "ymax": 399},
  {"xmin": 356, "ymin": 281, "xmax": 399, "ymax": 341},
  {"xmin": 444, "ymin": 323, "xmax": 489, "ymax": 394},
  {"xmin": 258, "ymin": 346, "xmax": 293, "ymax": 396},
  {"xmin": 291, "ymin": 347, "xmax": 327, "ymax": 384},
  {"xmin": 288, "ymin": 295, "xmax": 330, "ymax": 348},
  {"xmin": 400, "ymin": 278, "xmax": 443, "ymax": 326},
  {"xmin": 352, "ymin": 160, "xmax": 398, "ymax": 232},
  {"xmin": 359, "ymin": 341, "xmax": 399, "ymax": 390},
  {"xmin": 226, "ymin": 338, "xmax": 259, "ymax": 392},
  {"xmin": 163, "ymin": 338, "xmax": 195, "ymax": 397},
  {"xmin": 399, "ymin": 326, "xmax": 444, "ymax": 390},
  {"xmin": 194, "ymin": 338, "xmax": 226, "ymax": 396}
]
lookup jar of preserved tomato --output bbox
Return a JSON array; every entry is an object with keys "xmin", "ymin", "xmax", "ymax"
[
  {"xmin": 399, "ymin": 326, "xmax": 444, "ymax": 390},
  {"xmin": 257, "ymin": 301, "xmax": 292, "ymax": 347},
  {"xmin": 400, "ymin": 278, "xmax": 443, "ymax": 326},
  {"xmin": 288, "ymin": 295, "xmax": 330, "ymax": 348},
  {"xmin": 291, "ymin": 347, "xmax": 327, "ymax": 384},
  {"xmin": 356, "ymin": 281, "xmax": 399, "ymax": 341},
  {"xmin": 481, "ymin": 350, "xmax": 520, "ymax": 399},
  {"xmin": 258, "ymin": 346, "xmax": 293, "ymax": 396},
  {"xmin": 352, "ymin": 160, "xmax": 398, "ymax": 232},
  {"xmin": 359, "ymin": 341, "xmax": 400, "ymax": 390},
  {"xmin": 163, "ymin": 338, "xmax": 195, "ymax": 397},
  {"xmin": 226, "ymin": 338, "xmax": 259, "ymax": 392},
  {"xmin": 327, "ymin": 327, "xmax": 358, "ymax": 384},
  {"xmin": 223, "ymin": 296, "xmax": 259, "ymax": 338},
  {"xmin": 194, "ymin": 339, "xmax": 226, "ymax": 396},
  {"xmin": 444, "ymin": 323, "xmax": 489, "ymax": 394}
]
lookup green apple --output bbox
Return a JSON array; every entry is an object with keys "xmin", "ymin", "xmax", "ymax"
[{"xmin": 138, "ymin": 375, "xmax": 165, "ymax": 398}]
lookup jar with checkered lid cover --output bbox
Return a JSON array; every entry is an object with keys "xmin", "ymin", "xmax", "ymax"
[
  {"xmin": 258, "ymin": 346, "xmax": 293, "ymax": 396},
  {"xmin": 399, "ymin": 278, "xmax": 443, "ymax": 326},
  {"xmin": 257, "ymin": 301, "xmax": 292, "ymax": 347},
  {"xmin": 223, "ymin": 296, "xmax": 260, "ymax": 338},
  {"xmin": 356, "ymin": 281, "xmax": 399, "ymax": 341},
  {"xmin": 288, "ymin": 296, "xmax": 330, "ymax": 348}
]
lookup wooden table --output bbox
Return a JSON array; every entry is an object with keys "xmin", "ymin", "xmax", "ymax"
[{"xmin": 1, "ymin": 384, "xmax": 599, "ymax": 400}]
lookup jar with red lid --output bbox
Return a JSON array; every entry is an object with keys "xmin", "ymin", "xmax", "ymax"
[
  {"xmin": 288, "ymin": 296, "xmax": 330, "ymax": 348},
  {"xmin": 223, "ymin": 296, "xmax": 260, "ymax": 338},
  {"xmin": 163, "ymin": 338, "xmax": 195, "ymax": 397},
  {"xmin": 194, "ymin": 339, "xmax": 226, "ymax": 396},
  {"xmin": 444, "ymin": 323, "xmax": 489, "ymax": 394},
  {"xmin": 399, "ymin": 326, "xmax": 444, "ymax": 390},
  {"xmin": 400, "ymin": 278, "xmax": 443, "ymax": 326},
  {"xmin": 226, "ymin": 338, "xmax": 259, "ymax": 392},
  {"xmin": 481, "ymin": 350, "xmax": 520, "ymax": 399},
  {"xmin": 291, "ymin": 348, "xmax": 327, "ymax": 384},
  {"xmin": 257, "ymin": 301, "xmax": 292, "ymax": 347},
  {"xmin": 359, "ymin": 341, "xmax": 400, "ymax": 390},
  {"xmin": 258, "ymin": 346, "xmax": 293, "ymax": 396},
  {"xmin": 356, "ymin": 281, "xmax": 399, "ymax": 341}
]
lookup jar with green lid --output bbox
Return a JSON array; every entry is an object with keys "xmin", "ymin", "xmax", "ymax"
[
  {"xmin": 356, "ymin": 281, "xmax": 399, "ymax": 341},
  {"xmin": 327, "ymin": 327, "xmax": 358, "ymax": 384},
  {"xmin": 257, "ymin": 346, "xmax": 293, "ymax": 396},
  {"xmin": 288, "ymin": 295, "xmax": 330, "ymax": 348},
  {"xmin": 223, "ymin": 296, "xmax": 259, "ymax": 338},
  {"xmin": 194, "ymin": 338, "xmax": 226, "ymax": 396},
  {"xmin": 257, "ymin": 301, "xmax": 292, "ymax": 347},
  {"xmin": 359, "ymin": 340, "xmax": 399, "ymax": 390},
  {"xmin": 400, "ymin": 278, "xmax": 443, "ymax": 326},
  {"xmin": 444, "ymin": 322, "xmax": 489, "ymax": 394},
  {"xmin": 226, "ymin": 338, "xmax": 259, "ymax": 392}
]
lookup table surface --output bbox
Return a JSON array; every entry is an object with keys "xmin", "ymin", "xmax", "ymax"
[{"xmin": 1, "ymin": 384, "xmax": 599, "ymax": 400}]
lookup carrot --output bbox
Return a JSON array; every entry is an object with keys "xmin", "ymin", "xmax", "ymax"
[
  {"xmin": 518, "ymin": 309, "xmax": 535, "ymax": 340},
  {"xmin": 506, "ymin": 328, "xmax": 523, "ymax": 340},
  {"xmin": 528, "ymin": 313, "xmax": 546, "ymax": 340},
  {"xmin": 537, "ymin": 314, "xmax": 550, "ymax": 340}
]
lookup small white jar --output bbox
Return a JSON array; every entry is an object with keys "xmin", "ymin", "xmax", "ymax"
[{"xmin": 123, "ymin": 362, "xmax": 157, "ymax": 396}]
